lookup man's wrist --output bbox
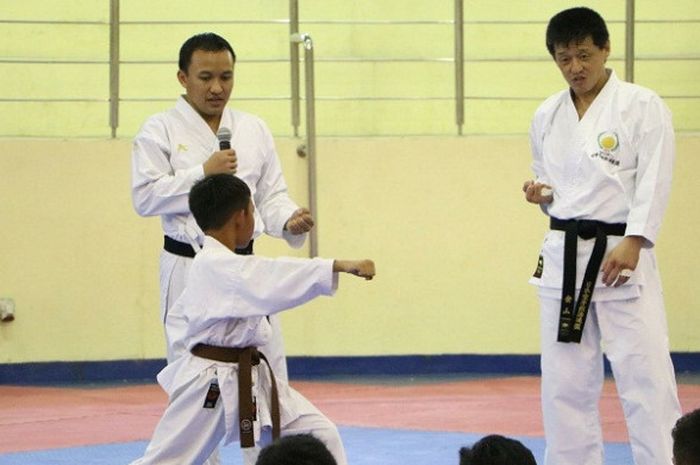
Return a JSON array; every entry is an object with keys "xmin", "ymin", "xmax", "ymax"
[{"xmin": 624, "ymin": 235, "xmax": 645, "ymax": 246}]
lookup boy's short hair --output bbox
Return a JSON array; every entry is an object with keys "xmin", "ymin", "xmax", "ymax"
[
  {"xmin": 179, "ymin": 32, "xmax": 236, "ymax": 73},
  {"xmin": 459, "ymin": 434, "xmax": 536, "ymax": 465},
  {"xmin": 189, "ymin": 174, "xmax": 251, "ymax": 231},
  {"xmin": 546, "ymin": 7, "xmax": 609, "ymax": 56},
  {"xmin": 255, "ymin": 434, "xmax": 337, "ymax": 465},
  {"xmin": 673, "ymin": 408, "xmax": 700, "ymax": 465}
]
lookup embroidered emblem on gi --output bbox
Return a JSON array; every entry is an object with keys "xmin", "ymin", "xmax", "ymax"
[
  {"xmin": 240, "ymin": 419, "xmax": 253, "ymax": 432},
  {"xmin": 533, "ymin": 255, "xmax": 544, "ymax": 278},
  {"xmin": 597, "ymin": 131, "xmax": 619, "ymax": 153},
  {"xmin": 592, "ymin": 131, "xmax": 621, "ymax": 166},
  {"xmin": 177, "ymin": 143, "xmax": 188, "ymax": 152},
  {"xmin": 202, "ymin": 381, "xmax": 220, "ymax": 408}
]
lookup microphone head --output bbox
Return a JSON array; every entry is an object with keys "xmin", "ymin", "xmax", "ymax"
[{"xmin": 216, "ymin": 127, "xmax": 232, "ymax": 143}]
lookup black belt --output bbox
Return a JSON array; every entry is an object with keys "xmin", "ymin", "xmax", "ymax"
[
  {"xmin": 163, "ymin": 235, "xmax": 253, "ymax": 257},
  {"xmin": 191, "ymin": 344, "xmax": 280, "ymax": 448},
  {"xmin": 550, "ymin": 217, "xmax": 626, "ymax": 343}
]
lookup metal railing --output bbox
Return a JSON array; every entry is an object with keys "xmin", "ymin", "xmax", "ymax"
[
  {"xmin": 289, "ymin": 0, "xmax": 301, "ymax": 138},
  {"xmin": 0, "ymin": 0, "xmax": 699, "ymax": 138},
  {"xmin": 454, "ymin": 0, "xmax": 464, "ymax": 135},
  {"xmin": 109, "ymin": 0, "xmax": 120, "ymax": 139},
  {"xmin": 290, "ymin": 31, "xmax": 319, "ymax": 258},
  {"xmin": 625, "ymin": 0, "xmax": 635, "ymax": 82}
]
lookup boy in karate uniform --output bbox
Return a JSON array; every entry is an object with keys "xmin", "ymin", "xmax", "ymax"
[{"xmin": 130, "ymin": 174, "xmax": 375, "ymax": 465}]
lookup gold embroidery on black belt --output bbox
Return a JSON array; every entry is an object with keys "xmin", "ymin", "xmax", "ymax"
[{"xmin": 550, "ymin": 217, "xmax": 626, "ymax": 343}]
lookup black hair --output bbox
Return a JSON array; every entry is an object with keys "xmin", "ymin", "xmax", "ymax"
[
  {"xmin": 178, "ymin": 32, "xmax": 236, "ymax": 72},
  {"xmin": 188, "ymin": 174, "xmax": 250, "ymax": 232},
  {"xmin": 672, "ymin": 408, "xmax": 700, "ymax": 465},
  {"xmin": 255, "ymin": 434, "xmax": 337, "ymax": 465},
  {"xmin": 459, "ymin": 435, "xmax": 536, "ymax": 465},
  {"xmin": 546, "ymin": 7, "xmax": 609, "ymax": 56}
]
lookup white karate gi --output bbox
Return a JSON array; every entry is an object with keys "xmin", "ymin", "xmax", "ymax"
[
  {"xmin": 129, "ymin": 237, "xmax": 347, "ymax": 465},
  {"xmin": 529, "ymin": 70, "xmax": 681, "ymax": 465},
  {"xmin": 131, "ymin": 95, "xmax": 305, "ymax": 373}
]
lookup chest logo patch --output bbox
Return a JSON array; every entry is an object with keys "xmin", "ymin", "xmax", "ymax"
[
  {"xmin": 177, "ymin": 143, "xmax": 188, "ymax": 152},
  {"xmin": 592, "ymin": 131, "xmax": 620, "ymax": 166},
  {"xmin": 597, "ymin": 131, "xmax": 619, "ymax": 153}
]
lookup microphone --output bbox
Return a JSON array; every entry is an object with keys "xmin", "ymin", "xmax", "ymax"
[{"xmin": 217, "ymin": 127, "xmax": 232, "ymax": 151}]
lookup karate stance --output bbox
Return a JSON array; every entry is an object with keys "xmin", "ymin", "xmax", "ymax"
[
  {"xmin": 523, "ymin": 7, "xmax": 681, "ymax": 465},
  {"xmin": 130, "ymin": 174, "xmax": 375, "ymax": 465},
  {"xmin": 131, "ymin": 33, "xmax": 311, "ymax": 465}
]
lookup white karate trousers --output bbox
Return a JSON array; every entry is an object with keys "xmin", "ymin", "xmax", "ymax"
[
  {"xmin": 128, "ymin": 369, "xmax": 347, "ymax": 465},
  {"xmin": 158, "ymin": 250, "xmax": 290, "ymax": 465},
  {"xmin": 539, "ymin": 267, "xmax": 681, "ymax": 465}
]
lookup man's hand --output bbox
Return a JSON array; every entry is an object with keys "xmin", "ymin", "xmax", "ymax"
[
  {"xmin": 333, "ymin": 259, "xmax": 376, "ymax": 280},
  {"xmin": 522, "ymin": 180, "xmax": 554, "ymax": 205},
  {"xmin": 203, "ymin": 149, "xmax": 237, "ymax": 175},
  {"xmin": 284, "ymin": 208, "xmax": 314, "ymax": 234},
  {"xmin": 601, "ymin": 236, "xmax": 644, "ymax": 287}
]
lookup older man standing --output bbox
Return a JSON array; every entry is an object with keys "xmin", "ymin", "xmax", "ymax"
[{"xmin": 523, "ymin": 7, "xmax": 681, "ymax": 465}]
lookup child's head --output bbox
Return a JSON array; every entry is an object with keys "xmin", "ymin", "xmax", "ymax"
[
  {"xmin": 189, "ymin": 174, "xmax": 253, "ymax": 246},
  {"xmin": 673, "ymin": 408, "xmax": 700, "ymax": 465},
  {"xmin": 255, "ymin": 434, "xmax": 337, "ymax": 465},
  {"xmin": 459, "ymin": 435, "xmax": 536, "ymax": 465}
]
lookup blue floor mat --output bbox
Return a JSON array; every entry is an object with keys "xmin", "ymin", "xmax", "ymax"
[{"xmin": 0, "ymin": 426, "xmax": 633, "ymax": 465}]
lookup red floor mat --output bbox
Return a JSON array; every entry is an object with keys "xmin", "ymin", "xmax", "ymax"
[{"xmin": 1, "ymin": 377, "xmax": 699, "ymax": 453}]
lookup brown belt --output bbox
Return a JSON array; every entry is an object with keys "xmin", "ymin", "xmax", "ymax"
[{"xmin": 191, "ymin": 343, "xmax": 280, "ymax": 448}]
